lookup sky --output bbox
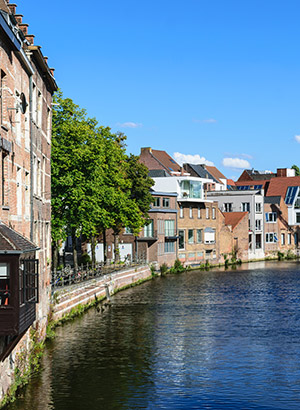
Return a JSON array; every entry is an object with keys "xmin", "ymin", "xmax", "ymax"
[{"xmin": 19, "ymin": 0, "xmax": 300, "ymax": 179}]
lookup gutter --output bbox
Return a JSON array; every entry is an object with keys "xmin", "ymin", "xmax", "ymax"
[{"xmin": 29, "ymin": 75, "xmax": 34, "ymax": 242}]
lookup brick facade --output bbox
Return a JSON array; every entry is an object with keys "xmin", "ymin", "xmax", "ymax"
[{"xmin": 0, "ymin": 1, "xmax": 57, "ymax": 402}]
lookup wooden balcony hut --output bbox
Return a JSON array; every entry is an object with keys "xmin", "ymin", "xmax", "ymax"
[{"xmin": 0, "ymin": 223, "xmax": 39, "ymax": 336}]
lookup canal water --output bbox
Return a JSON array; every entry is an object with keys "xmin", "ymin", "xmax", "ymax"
[{"xmin": 8, "ymin": 261, "xmax": 300, "ymax": 409}]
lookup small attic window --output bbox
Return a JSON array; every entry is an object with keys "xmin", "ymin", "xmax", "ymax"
[
  {"xmin": 169, "ymin": 167, "xmax": 173, "ymax": 171},
  {"xmin": 170, "ymin": 159, "xmax": 176, "ymax": 164}
]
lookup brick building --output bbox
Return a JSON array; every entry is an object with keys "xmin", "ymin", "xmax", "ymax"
[{"xmin": 0, "ymin": 0, "xmax": 57, "ymax": 401}]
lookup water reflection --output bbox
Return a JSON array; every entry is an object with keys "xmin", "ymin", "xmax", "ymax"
[{"xmin": 8, "ymin": 261, "xmax": 300, "ymax": 410}]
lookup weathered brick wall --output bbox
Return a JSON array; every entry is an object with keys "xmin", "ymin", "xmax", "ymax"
[{"xmin": 52, "ymin": 266, "xmax": 152, "ymax": 321}]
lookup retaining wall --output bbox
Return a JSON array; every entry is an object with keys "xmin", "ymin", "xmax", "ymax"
[{"xmin": 52, "ymin": 265, "xmax": 152, "ymax": 321}]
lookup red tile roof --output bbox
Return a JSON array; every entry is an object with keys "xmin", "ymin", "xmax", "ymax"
[
  {"xmin": 139, "ymin": 148, "xmax": 181, "ymax": 174},
  {"xmin": 223, "ymin": 212, "xmax": 248, "ymax": 229},
  {"xmin": 205, "ymin": 166, "xmax": 226, "ymax": 182},
  {"xmin": 227, "ymin": 179, "xmax": 236, "ymax": 186},
  {"xmin": 266, "ymin": 176, "xmax": 300, "ymax": 198}
]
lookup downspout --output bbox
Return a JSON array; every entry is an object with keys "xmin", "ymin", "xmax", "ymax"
[{"xmin": 29, "ymin": 75, "xmax": 34, "ymax": 242}]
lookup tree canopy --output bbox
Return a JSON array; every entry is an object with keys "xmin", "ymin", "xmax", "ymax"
[{"xmin": 51, "ymin": 90, "xmax": 154, "ymax": 267}]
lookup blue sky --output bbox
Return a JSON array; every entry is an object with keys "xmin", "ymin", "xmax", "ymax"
[{"xmin": 20, "ymin": 0, "xmax": 300, "ymax": 179}]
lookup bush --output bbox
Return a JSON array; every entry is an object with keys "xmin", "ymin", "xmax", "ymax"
[
  {"xmin": 79, "ymin": 252, "xmax": 92, "ymax": 265},
  {"xmin": 173, "ymin": 259, "xmax": 185, "ymax": 273},
  {"xmin": 277, "ymin": 251, "xmax": 284, "ymax": 261},
  {"xmin": 160, "ymin": 263, "xmax": 168, "ymax": 275}
]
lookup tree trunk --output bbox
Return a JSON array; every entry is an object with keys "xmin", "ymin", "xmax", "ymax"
[
  {"xmin": 103, "ymin": 228, "xmax": 107, "ymax": 264},
  {"xmin": 91, "ymin": 235, "xmax": 96, "ymax": 267},
  {"xmin": 72, "ymin": 230, "xmax": 78, "ymax": 271},
  {"xmin": 113, "ymin": 229, "xmax": 120, "ymax": 263}
]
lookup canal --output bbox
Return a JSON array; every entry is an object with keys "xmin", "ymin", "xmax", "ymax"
[{"xmin": 8, "ymin": 261, "xmax": 300, "ymax": 409}]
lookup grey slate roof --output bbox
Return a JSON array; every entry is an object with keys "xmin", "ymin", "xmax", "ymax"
[
  {"xmin": 0, "ymin": 223, "xmax": 38, "ymax": 253},
  {"xmin": 148, "ymin": 169, "xmax": 169, "ymax": 177},
  {"xmin": 264, "ymin": 196, "xmax": 281, "ymax": 205},
  {"xmin": 186, "ymin": 164, "xmax": 219, "ymax": 183}
]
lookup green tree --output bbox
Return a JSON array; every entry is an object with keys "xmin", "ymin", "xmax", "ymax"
[
  {"xmin": 52, "ymin": 90, "xmax": 105, "ymax": 270},
  {"xmin": 292, "ymin": 165, "xmax": 300, "ymax": 176}
]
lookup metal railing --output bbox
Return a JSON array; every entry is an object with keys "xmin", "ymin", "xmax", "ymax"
[{"xmin": 51, "ymin": 255, "xmax": 147, "ymax": 291}]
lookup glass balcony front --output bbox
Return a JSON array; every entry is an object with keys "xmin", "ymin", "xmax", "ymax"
[{"xmin": 179, "ymin": 180, "xmax": 202, "ymax": 199}]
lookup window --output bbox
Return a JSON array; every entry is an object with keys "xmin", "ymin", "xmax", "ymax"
[
  {"xmin": 165, "ymin": 219, "xmax": 175, "ymax": 236},
  {"xmin": 189, "ymin": 206, "xmax": 193, "ymax": 219},
  {"xmin": 212, "ymin": 207, "xmax": 216, "ymax": 219},
  {"xmin": 180, "ymin": 180, "xmax": 202, "ymax": 199},
  {"xmin": 188, "ymin": 229, "xmax": 194, "ymax": 244},
  {"xmin": 288, "ymin": 233, "xmax": 292, "ymax": 245},
  {"xmin": 242, "ymin": 202, "xmax": 250, "ymax": 212},
  {"xmin": 197, "ymin": 229, "xmax": 202, "ymax": 243},
  {"xmin": 0, "ymin": 70, "xmax": 6, "ymax": 125},
  {"xmin": 255, "ymin": 219, "xmax": 261, "ymax": 231},
  {"xmin": 37, "ymin": 90, "xmax": 42, "ymax": 127},
  {"xmin": 157, "ymin": 219, "xmax": 164, "ymax": 235},
  {"xmin": 2, "ymin": 151, "xmax": 8, "ymax": 207},
  {"xmin": 19, "ymin": 259, "xmax": 39, "ymax": 305},
  {"xmin": 295, "ymin": 233, "xmax": 298, "ymax": 245},
  {"xmin": 224, "ymin": 203, "xmax": 233, "ymax": 212},
  {"xmin": 153, "ymin": 197, "xmax": 160, "ymax": 207},
  {"xmin": 266, "ymin": 212, "xmax": 277, "ymax": 223},
  {"xmin": 124, "ymin": 227, "xmax": 132, "ymax": 234},
  {"xmin": 178, "ymin": 230, "xmax": 185, "ymax": 250},
  {"xmin": 164, "ymin": 241, "xmax": 175, "ymax": 253},
  {"xmin": 204, "ymin": 228, "xmax": 215, "ymax": 244},
  {"xmin": 296, "ymin": 213, "xmax": 300, "ymax": 224},
  {"xmin": 188, "ymin": 252, "xmax": 195, "ymax": 260},
  {"xmin": 266, "ymin": 232, "xmax": 278, "ymax": 243},
  {"xmin": 197, "ymin": 206, "xmax": 201, "ymax": 219},
  {"xmin": 255, "ymin": 203, "xmax": 262, "ymax": 213},
  {"xmin": 0, "ymin": 263, "xmax": 10, "ymax": 305},
  {"xmin": 206, "ymin": 207, "xmax": 210, "ymax": 219},
  {"xmin": 256, "ymin": 233, "xmax": 262, "ymax": 249},
  {"xmin": 162, "ymin": 197, "xmax": 169, "ymax": 208},
  {"xmin": 144, "ymin": 220, "xmax": 154, "ymax": 237},
  {"xmin": 179, "ymin": 206, "xmax": 183, "ymax": 218},
  {"xmin": 281, "ymin": 233, "xmax": 285, "ymax": 245},
  {"xmin": 16, "ymin": 167, "xmax": 22, "ymax": 216}
]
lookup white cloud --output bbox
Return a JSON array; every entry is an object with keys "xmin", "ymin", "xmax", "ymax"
[
  {"xmin": 117, "ymin": 122, "xmax": 142, "ymax": 128},
  {"xmin": 173, "ymin": 152, "xmax": 214, "ymax": 166},
  {"xmin": 193, "ymin": 118, "xmax": 217, "ymax": 124},
  {"xmin": 222, "ymin": 157, "xmax": 251, "ymax": 169},
  {"xmin": 295, "ymin": 135, "xmax": 300, "ymax": 143}
]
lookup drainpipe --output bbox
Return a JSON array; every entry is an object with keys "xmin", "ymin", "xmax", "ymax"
[{"xmin": 29, "ymin": 75, "xmax": 34, "ymax": 242}]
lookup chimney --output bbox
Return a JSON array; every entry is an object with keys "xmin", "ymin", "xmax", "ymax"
[
  {"xmin": 25, "ymin": 34, "xmax": 34, "ymax": 45},
  {"xmin": 140, "ymin": 147, "xmax": 152, "ymax": 155},
  {"xmin": 8, "ymin": 3, "xmax": 17, "ymax": 14},
  {"xmin": 44, "ymin": 56, "xmax": 48, "ymax": 65},
  {"xmin": 50, "ymin": 68, "xmax": 55, "ymax": 76},
  {"xmin": 19, "ymin": 23, "xmax": 28, "ymax": 36},
  {"xmin": 14, "ymin": 14, "xmax": 23, "ymax": 24}
]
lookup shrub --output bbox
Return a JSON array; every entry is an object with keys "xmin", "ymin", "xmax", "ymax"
[
  {"xmin": 79, "ymin": 252, "xmax": 92, "ymax": 265},
  {"xmin": 277, "ymin": 251, "xmax": 284, "ymax": 261},
  {"xmin": 160, "ymin": 263, "xmax": 168, "ymax": 275}
]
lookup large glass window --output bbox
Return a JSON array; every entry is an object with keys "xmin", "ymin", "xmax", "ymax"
[{"xmin": 180, "ymin": 180, "xmax": 202, "ymax": 199}]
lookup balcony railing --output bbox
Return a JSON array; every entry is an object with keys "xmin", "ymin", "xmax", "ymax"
[
  {"xmin": 164, "ymin": 229, "xmax": 177, "ymax": 238},
  {"xmin": 137, "ymin": 230, "xmax": 158, "ymax": 241}
]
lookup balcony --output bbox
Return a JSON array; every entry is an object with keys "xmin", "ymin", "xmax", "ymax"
[
  {"xmin": 137, "ymin": 230, "xmax": 158, "ymax": 241},
  {"xmin": 164, "ymin": 229, "xmax": 177, "ymax": 240}
]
